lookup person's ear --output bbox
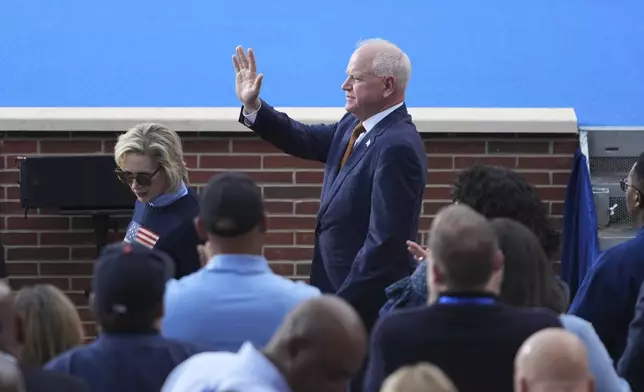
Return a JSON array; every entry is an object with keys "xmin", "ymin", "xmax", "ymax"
[
  {"xmin": 431, "ymin": 263, "xmax": 445, "ymax": 286},
  {"xmin": 194, "ymin": 216, "xmax": 208, "ymax": 241},
  {"xmin": 636, "ymin": 192, "xmax": 641, "ymax": 208},
  {"xmin": 382, "ymin": 76, "xmax": 395, "ymax": 98},
  {"xmin": 492, "ymin": 249, "xmax": 505, "ymax": 272}
]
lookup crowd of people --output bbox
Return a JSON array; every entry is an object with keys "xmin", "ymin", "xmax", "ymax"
[{"xmin": 4, "ymin": 38, "xmax": 644, "ymax": 392}]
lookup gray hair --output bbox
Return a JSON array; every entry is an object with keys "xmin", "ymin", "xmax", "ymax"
[
  {"xmin": 429, "ymin": 204, "xmax": 499, "ymax": 289},
  {"xmin": 357, "ymin": 38, "xmax": 412, "ymax": 89},
  {"xmin": 114, "ymin": 123, "xmax": 188, "ymax": 192}
]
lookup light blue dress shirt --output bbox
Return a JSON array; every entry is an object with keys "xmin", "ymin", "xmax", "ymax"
[
  {"xmin": 560, "ymin": 314, "xmax": 631, "ymax": 392},
  {"xmin": 162, "ymin": 254, "xmax": 320, "ymax": 352},
  {"xmin": 161, "ymin": 342, "xmax": 291, "ymax": 392}
]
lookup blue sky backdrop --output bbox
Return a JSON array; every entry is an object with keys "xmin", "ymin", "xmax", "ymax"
[{"xmin": 0, "ymin": 0, "xmax": 642, "ymax": 126}]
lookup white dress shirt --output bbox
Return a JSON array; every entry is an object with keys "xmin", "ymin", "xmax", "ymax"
[{"xmin": 161, "ymin": 342, "xmax": 291, "ymax": 392}]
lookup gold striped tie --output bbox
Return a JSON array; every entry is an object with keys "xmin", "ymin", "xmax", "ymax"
[{"xmin": 340, "ymin": 123, "xmax": 365, "ymax": 168}]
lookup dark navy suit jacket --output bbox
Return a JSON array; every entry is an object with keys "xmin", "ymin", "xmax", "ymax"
[
  {"xmin": 239, "ymin": 101, "xmax": 427, "ymax": 330},
  {"xmin": 569, "ymin": 228, "xmax": 644, "ymax": 360},
  {"xmin": 618, "ymin": 280, "xmax": 644, "ymax": 391}
]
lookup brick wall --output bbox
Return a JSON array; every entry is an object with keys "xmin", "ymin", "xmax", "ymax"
[{"xmin": 0, "ymin": 131, "xmax": 578, "ymax": 336}]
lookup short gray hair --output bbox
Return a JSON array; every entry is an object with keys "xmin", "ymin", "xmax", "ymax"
[
  {"xmin": 114, "ymin": 123, "xmax": 188, "ymax": 192},
  {"xmin": 429, "ymin": 204, "xmax": 499, "ymax": 289},
  {"xmin": 357, "ymin": 38, "xmax": 412, "ymax": 89}
]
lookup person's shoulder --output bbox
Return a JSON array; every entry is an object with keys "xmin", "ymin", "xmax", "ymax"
[
  {"xmin": 598, "ymin": 234, "xmax": 644, "ymax": 265},
  {"xmin": 171, "ymin": 190, "xmax": 200, "ymax": 216},
  {"xmin": 288, "ymin": 279, "xmax": 322, "ymax": 298},
  {"xmin": 264, "ymin": 274, "xmax": 321, "ymax": 301},
  {"xmin": 374, "ymin": 306, "xmax": 428, "ymax": 336},
  {"xmin": 559, "ymin": 314, "xmax": 594, "ymax": 337},
  {"xmin": 45, "ymin": 344, "xmax": 93, "ymax": 370},
  {"xmin": 21, "ymin": 365, "xmax": 90, "ymax": 392},
  {"xmin": 161, "ymin": 336, "xmax": 203, "ymax": 356},
  {"xmin": 506, "ymin": 305, "xmax": 562, "ymax": 326}
]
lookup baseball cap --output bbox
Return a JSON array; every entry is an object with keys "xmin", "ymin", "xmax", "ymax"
[
  {"xmin": 200, "ymin": 172, "xmax": 264, "ymax": 237},
  {"xmin": 92, "ymin": 242, "xmax": 174, "ymax": 317}
]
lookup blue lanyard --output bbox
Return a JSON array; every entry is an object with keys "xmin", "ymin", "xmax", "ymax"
[{"xmin": 437, "ymin": 296, "xmax": 496, "ymax": 305}]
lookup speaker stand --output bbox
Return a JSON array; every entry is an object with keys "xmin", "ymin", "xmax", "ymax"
[{"xmin": 59, "ymin": 209, "xmax": 133, "ymax": 257}]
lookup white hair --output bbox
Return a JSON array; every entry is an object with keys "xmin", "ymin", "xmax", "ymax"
[{"xmin": 356, "ymin": 38, "xmax": 412, "ymax": 90}]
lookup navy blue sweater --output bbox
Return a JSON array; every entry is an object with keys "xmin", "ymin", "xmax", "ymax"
[{"xmin": 124, "ymin": 188, "xmax": 202, "ymax": 279}]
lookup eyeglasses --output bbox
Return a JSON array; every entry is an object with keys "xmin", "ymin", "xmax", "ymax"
[
  {"xmin": 115, "ymin": 167, "xmax": 161, "ymax": 187},
  {"xmin": 620, "ymin": 176, "xmax": 644, "ymax": 196}
]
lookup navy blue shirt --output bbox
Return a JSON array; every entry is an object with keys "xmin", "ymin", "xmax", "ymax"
[
  {"xmin": 569, "ymin": 227, "xmax": 644, "ymax": 360},
  {"xmin": 125, "ymin": 185, "xmax": 202, "ymax": 279},
  {"xmin": 45, "ymin": 333, "xmax": 200, "ymax": 392}
]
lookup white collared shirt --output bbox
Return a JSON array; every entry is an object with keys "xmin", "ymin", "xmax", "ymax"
[
  {"xmin": 242, "ymin": 101, "xmax": 404, "ymax": 150},
  {"xmin": 161, "ymin": 342, "xmax": 291, "ymax": 392},
  {"xmin": 354, "ymin": 101, "xmax": 404, "ymax": 147}
]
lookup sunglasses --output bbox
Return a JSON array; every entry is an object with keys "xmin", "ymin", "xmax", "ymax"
[{"xmin": 115, "ymin": 167, "xmax": 161, "ymax": 187}]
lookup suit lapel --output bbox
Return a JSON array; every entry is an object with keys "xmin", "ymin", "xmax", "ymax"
[
  {"xmin": 322, "ymin": 123, "xmax": 357, "ymax": 197},
  {"xmin": 318, "ymin": 105, "xmax": 410, "ymax": 220}
]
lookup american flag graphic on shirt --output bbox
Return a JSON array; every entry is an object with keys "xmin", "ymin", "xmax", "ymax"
[{"xmin": 124, "ymin": 221, "xmax": 159, "ymax": 249}]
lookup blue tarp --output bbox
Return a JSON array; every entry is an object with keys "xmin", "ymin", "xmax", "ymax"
[
  {"xmin": 1, "ymin": 0, "xmax": 643, "ymax": 127},
  {"xmin": 561, "ymin": 148, "xmax": 600, "ymax": 301}
]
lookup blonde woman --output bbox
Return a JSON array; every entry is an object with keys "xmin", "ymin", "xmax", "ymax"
[
  {"xmin": 14, "ymin": 285, "xmax": 84, "ymax": 366},
  {"xmin": 381, "ymin": 363, "xmax": 458, "ymax": 392},
  {"xmin": 114, "ymin": 123, "xmax": 202, "ymax": 278}
]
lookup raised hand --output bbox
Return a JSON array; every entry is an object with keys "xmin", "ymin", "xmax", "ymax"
[
  {"xmin": 406, "ymin": 240, "xmax": 430, "ymax": 263},
  {"xmin": 232, "ymin": 46, "xmax": 263, "ymax": 112}
]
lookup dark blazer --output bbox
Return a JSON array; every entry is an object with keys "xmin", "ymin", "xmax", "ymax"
[
  {"xmin": 239, "ymin": 101, "xmax": 427, "ymax": 330},
  {"xmin": 569, "ymin": 228, "xmax": 644, "ymax": 360},
  {"xmin": 618, "ymin": 280, "xmax": 644, "ymax": 391},
  {"xmin": 363, "ymin": 293, "xmax": 563, "ymax": 392},
  {"xmin": 21, "ymin": 364, "xmax": 90, "ymax": 392}
]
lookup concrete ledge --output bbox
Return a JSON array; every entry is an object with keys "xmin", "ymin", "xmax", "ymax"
[{"xmin": 0, "ymin": 107, "xmax": 578, "ymax": 134}]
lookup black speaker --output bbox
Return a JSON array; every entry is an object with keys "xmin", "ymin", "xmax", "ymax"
[{"xmin": 19, "ymin": 155, "xmax": 136, "ymax": 211}]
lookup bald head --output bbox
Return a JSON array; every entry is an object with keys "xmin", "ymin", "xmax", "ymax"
[
  {"xmin": 274, "ymin": 294, "xmax": 365, "ymax": 350},
  {"xmin": 515, "ymin": 328, "xmax": 594, "ymax": 392},
  {"xmin": 0, "ymin": 359, "xmax": 24, "ymax": 392},
  {"xmin": 267, "ymin": 295, "xmax": 366, "ymax": 392},
  {"xmin": 428, "ymin": 204, "xmax": 503, "ymax": 291}
]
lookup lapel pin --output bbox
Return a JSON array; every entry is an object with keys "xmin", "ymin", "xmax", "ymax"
[{"xmin": 366, "ymin": 139, "xmax": 372, "ymax": 147}]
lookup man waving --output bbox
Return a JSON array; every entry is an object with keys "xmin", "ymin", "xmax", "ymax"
[{"xmin": 233, "ymin": 39, "xmax": 426, "ymax": 333}]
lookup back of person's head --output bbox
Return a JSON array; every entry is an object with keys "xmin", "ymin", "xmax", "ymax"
[
  {"xmin": 380, "ymin": 362, "xmax": 458, "ymax": 392},
  {"xmin": 195, "ymin": 172, "xmax": 266, "ymax": 253},
  {"xmin": 515, "ymin": 328, "xmax": 594, "ymax": 392},
  {"xmin": 489, "ymin": 218, "xmax": 566, "ymax": 313},
  {"xmin": 14, "ymin": 285, "xmax": 84, "ymax": 366},
  {"xmin": 451, "ymin": 165, "xmax": 559, "ymax": 260},
  {"xmin": 265, "ymin": 295, "xmax": 366, "ymax": 392},
  {"xmin": 0, "ymin": 358, "xmax": 24, "ymax": 392},
  {"xmin": 428, "ymin": 204, "xmax": 504, "ymax": 293},
  {"xmin": 91, "ymin": 243, "xmax": 173, "ymax": 334}
]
